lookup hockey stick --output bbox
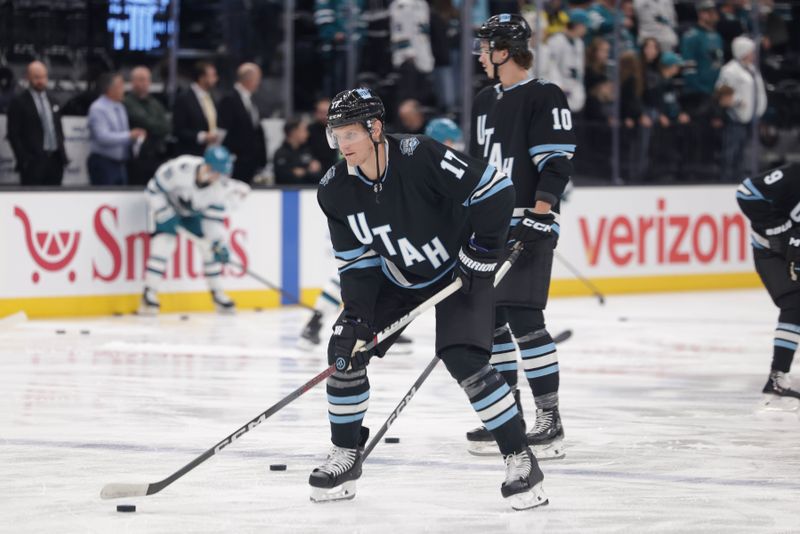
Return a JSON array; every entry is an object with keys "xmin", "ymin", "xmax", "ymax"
[
  {"xmin": 100, "ymin": 254, "xmax": 481, "ymax": 500},
  {"xmin": 362, "ymin": 245, "xmax": 522, "ymax": 461},
  {"xmin": 226, "ymin": 260, "xmax": 319, "ymax": 314},
  {"xmin": 554, "ymin": 251, "xmax": 606, "ymax": 305}
]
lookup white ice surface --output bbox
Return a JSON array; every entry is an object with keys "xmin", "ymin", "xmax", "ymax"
[{"xmin": 1, "ymin": 290, "xmax": 799, "ymax": 534}]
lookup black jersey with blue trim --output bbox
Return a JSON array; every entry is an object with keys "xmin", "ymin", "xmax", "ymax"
[
  {"xmin": 469, "ymin": 77, "xmax": 576, "ymax": 215},
  {"xmin": 737, "ymin": 163, "xmax": 800, "ymax": 251},
  {"xmin": 317, "ymin": 134, "xmax": 514, "ymax": 323}
]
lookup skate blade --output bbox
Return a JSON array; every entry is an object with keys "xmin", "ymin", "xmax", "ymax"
[
  {"xmin": 215, "ymin": 306, "xmax": 236, "ymax": 316},
  {"xmin": 531, "ymin": 437, "xmax": 566, "ymax": 460},
  {"xmin": 759, "ymin": 394, "xmax": 800, "ymax": 412},
  {"xmin": 467, "ymin": 440, "xmax": 501, "ymax": 457},
  {"xmin": 310, "ymin": 480, "xmax": 357, "ymax": 503},
  {"xmin": 507, "ymin": 482, "xmax": 549, "ymax": 511}
]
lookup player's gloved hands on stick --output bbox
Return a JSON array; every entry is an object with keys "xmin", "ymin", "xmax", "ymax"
[
  {"xmin": 330, "ymin": 318, "xmax": 377, "ymax": 372},
  {"xmin": 456, "ymin": 239, "xmax": 499, "ymax": 295},
  {"xmin": 211, "ymin": 241, "xmax": 230, "ymax": 264},
  {"xmin": 510, "ymin": 210, "xmax": 558, "ymax": 253}
]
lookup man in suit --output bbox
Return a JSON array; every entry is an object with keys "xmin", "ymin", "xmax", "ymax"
[
  {"xmin": 218, "ymin": 63, "xmax": 267, "ymax": 183},
  {"xmin": 172, "ymin": 61, "xmax": 220, "ymax": 156},
  {"xmin": 6, "ymin": 61, "xmax": 68, "ymax": 186}
]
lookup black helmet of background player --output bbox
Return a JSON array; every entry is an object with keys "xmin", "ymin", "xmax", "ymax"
[
  {"xmin": 326, "ymin": 88, "xmax": 386, "ymax": 150},
  {"xmin": 473, "ymin": 13, "xmax": 533, "ymax": 78}
]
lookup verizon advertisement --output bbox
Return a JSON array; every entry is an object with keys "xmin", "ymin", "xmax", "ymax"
[{"xmin": 0, "ymin": 191, "xmax": 281, "ymax": 299}]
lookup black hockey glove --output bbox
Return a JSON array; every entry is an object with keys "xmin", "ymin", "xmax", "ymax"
[
  {"xmin": 510, "ymin": 210, "xmax": 558, "ymax": 254},
  {"xmin": 456, "ymin": 239, "xmax": 499, "ymax": 295},
  {"xmin": 330, "ymin": 318, "xmax": 377, "ymax": 372}
]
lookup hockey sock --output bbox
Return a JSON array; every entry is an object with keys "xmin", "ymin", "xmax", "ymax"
[
  {"xmin": 518, "ymin": 328, "xmax": 559, "ymax": 409},
  {"xmin": 490, "ymin": 323, "xmax": 519, "ymax": 390},
  {"xmin": 772, "ymin": 309, "xmax": 800, "ymax": 373},
  {"xmin": 326, "ymin": 368, "xmax": 370, "ymax": 449},
  {"xmin": 201, "ymin": 244, "xmax": 224, "ymax": 292},
  {"xmin": 144, "ymin": 233, "xmax": 176, "ymax": 291},
  {"xmin": 314, "ymin": 277, "xmax": 342, "ymax": 318}
]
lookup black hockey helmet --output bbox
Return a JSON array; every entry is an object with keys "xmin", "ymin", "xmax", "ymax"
[
  {"xmin": 326, "ymin": 88, "xmax": 385, "ymax": 148},
  {"xmin": 475, "ymin": 13, "xmax": 531, "ymax": 54}
]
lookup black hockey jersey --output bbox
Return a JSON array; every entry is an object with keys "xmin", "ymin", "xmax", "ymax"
[
  {"xmin": 318, "ymin": 134, "xmax": 514, "ymax": 323},
  {"xmin": 737, "ymin": 163, "xmax": 800, "ymax": 251},
  {"xmin": 470, "ymin": 78, "xmax": 575, "ymax": 220}
]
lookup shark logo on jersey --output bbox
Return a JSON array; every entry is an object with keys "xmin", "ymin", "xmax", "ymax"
[
  {"xmin": 320, "ymin": 166, "xmax": 336, "ymax": 186},
  {"xmin": 475, "ymin": 114, "xmax": 514, "ymax": 178},
  {"xmin": 400, "ymin": 137, "xmax": 420, "ymax": 156}
]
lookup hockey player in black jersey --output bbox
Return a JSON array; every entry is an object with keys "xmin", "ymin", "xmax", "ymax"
[
  {"xmin": 737, "ymin": 163, "xmax": 800, "ymax": 408},
  {"xmin": 308, "ymin": 88, "xmax": 548, "ymax": 511},
  {"xmin": 465, "ymin": 14, "xmax": 576, "ymax": 458}
]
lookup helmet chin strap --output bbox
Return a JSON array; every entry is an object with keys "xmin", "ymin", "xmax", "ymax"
[
  {"xmin": 490, "ymin": 46, "xmax": 513, "ymax": 95},
  {"xmin": 366, "ymin": 119, "xmax": 383, "ymax": 203}
]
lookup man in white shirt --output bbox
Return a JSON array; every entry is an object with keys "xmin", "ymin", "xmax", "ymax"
[
  {"xmin": 634, "ymin": 0, "xmax": 678, "ymax": 51},
  {"xmin": 716, "ymin": 36, "xmax": 767, "ymax": 181}
]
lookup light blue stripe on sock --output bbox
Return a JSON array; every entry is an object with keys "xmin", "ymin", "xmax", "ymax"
[
  {"xmin": 520, "ymin": 343, "xmax": 557, "ymax": 359},
  {"xmin": 525, "ymin": 364, "xmax": 559, "ymax": 379},
  {"xmin": 492, "ymin": 342, "xmax": 516, "ymax": 353},
  {"xmin": 484, "ymin": 405, "xmax": 519, "ymax": 430},
  {"xmin": 777, "ymin": 323, "xmax": 800, "ymax": 334},
  {"xmin": 774, "ymin": 339, "xmax": 798, "ymax": 351},
  {"xmin": 493, "ymin": 362, "xmax": 518, "ymax": 373},
  {"xmin": 328, "ymin": 412, "xmax": 365, "ymax": 424},
  {"xmin": 328, "ymin": 391, "xmax": 370, "ymax": 405},
  {"xmin": 471, "ymin": 383, "xmax": 510, "ymax": 411}
]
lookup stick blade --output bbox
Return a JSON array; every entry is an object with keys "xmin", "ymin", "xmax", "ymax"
[{"xmin": 100, "ymin": 483, "xmax": 150, "ymax": 500}]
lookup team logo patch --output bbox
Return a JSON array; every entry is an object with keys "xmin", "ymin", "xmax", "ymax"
[
  {"xmin": 320, "ymin": 166, "xmax": 336, "ymax": 186},
  {"xmin": 335, "ymin": 357, "xmax": 348, "ymax": 371},
  {"xmin": 400, "ymin": 137, "xmax": 420, "ymax": 156}
]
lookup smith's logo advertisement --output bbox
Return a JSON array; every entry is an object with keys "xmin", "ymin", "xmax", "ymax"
[{"xmin": 15, "ymin": 206, "xmax": 81, "ymax": 283}]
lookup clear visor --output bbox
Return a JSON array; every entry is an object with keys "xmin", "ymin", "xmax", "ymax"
[
  {"xmin": 326, "ymin": 125, "xmax": 371, "ymax": 149},
  {"xmin": 472, "ymin": 38, "xmax": 490, "ymax": 56}
]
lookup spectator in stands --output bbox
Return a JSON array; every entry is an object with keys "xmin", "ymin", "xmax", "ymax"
[
  {"xmin": 390, "ymin": 0, "xmax": 434, "ymax": 104},
  {"xmin": 636, "ymin": 37, "xmax": 663, "ymax": 179},
  {"xmin": 584, "ymin": 37, "xmax": 611, "ymax": 97},
  {"xmin": 757, "ymin": 0, "xmax": 790, "ymax": 58},
  {"xmin": 87, "ymin": 72, "xmax": 146, "ymax": 186},
  {"xmin": 0, "ymin": 66, "xmax": 14, "ymax": 114},
  {"xmin": 430, "ymin": 0, "xmax": 459, "ymax": 113},
  {"xmin": 173, "ymin": 61, "xmax": 221, "ymax": 157},
  {"xmin": 315, "ymin": 0, "xmax": 365, "ymax": 96},
  {"xmin": 717, "ymin": 0, "xmax": 750, "ymax": 62},
  {"xmin": 680, "ymin": 1, "xmax": 724, "ymax": 104},
  {"xmin": 653, "ymin": 51, "xmax": 691, "ymax": 177},
  {"xmin": 716, "ymin": 36, "xmax": 767, "ymax": 182},
  {"xmin": 586, "ymin": 0, "xmax": 636, "ymax": 54},
  {"xmin": 397, "ymin": 99, "xmax": 427, "ymax": 135},
  {"xmin": 543, "ymin": 0, "xmax": 570, "ymax": 38},
  {"xmin": 307, "ymin": 96, "xmax": 338, "ymax": 171},
  {"xmin": 124, "ymin": 66, "xmax": 170, "ymax": 186},
  {"xmin": 219, "ymin": 63, "xmax": 267, "ymax": 184},
  {"xmin": 361, "ymin": 0, "xmax": 392, "ymax": 77},
  {"xmin": 619, "ymin": 51, "xmax": 644, "ymax": 180},
  {"xmin": 273, "ymin": 118, "xmax": 323, "ymax": 185},
  {"xmin": 523, "ymin": 10, "xmax": 556, "ymax": 82},
  {"xmin": 633, "ymin": 0, "xmax": 677, "ymax": 52},
  {"xmin": 6, "ymin": 61, "xmax": 67, "ymax": 186},
  {"xmin": 548, "ymin": 9, "xmax": 588, "ymax": 114}
]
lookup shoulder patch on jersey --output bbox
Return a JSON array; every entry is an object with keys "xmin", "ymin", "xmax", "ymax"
[
  {"xmin": 320, "ymin": 165, "xmax": 337, "ymax": 186},
  {"xmin": 399, "ymin": 137, "xmax": 420, "ymax": 156}
]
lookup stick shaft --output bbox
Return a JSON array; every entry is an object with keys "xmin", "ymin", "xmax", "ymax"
[{"xmin": 554, "ymin": 250, "xmax": 605, "ymax": 303}]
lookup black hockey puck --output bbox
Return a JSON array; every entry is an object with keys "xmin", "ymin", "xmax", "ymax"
[
  {"xmin": 269, "ymin": 464, "xmax": 287, "ymax": 471},
  {"xmin": 254, "ymin": 307, "xmax": 263, "ymax": 312},
  {"xmin": 80, "ymin": 330, "xmax": 90, "ymax": 335},
  {"xmin": 56, "ymin": 329, "xmax": 66, "ymax": 334},
  {"xmin": 180, "ymin": 315, "xmax": 189, "ymax": 321},
  {"xmin": 112, "ymin": 312, "xmax": 123, "ymax": 317},
  {"xmin": 384, "ymin": 437, "xmax": 400, "ymax": 444},
  {"xmin": 116, "ymin": 504, "xmax": 136, "ymax": 512},
  {"xmin": 619, "ymin": 316, "xmax": 628, "ymax": 322}
]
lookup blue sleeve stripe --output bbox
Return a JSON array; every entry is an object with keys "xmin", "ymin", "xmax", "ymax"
[
  {"xmin": 736, "ymin": 192, "xmax": 763, "ymax": 201},
  {"xmin": 334, "ymin": 245, "xmax": 368, "ymax": 261},
  {"xmin": 552, "ymin": 223, "xmax": 560, "ymax": 235},
  {"xmin": 536, "ymin": 151, "xmax": 570, "ymax": 172},
  {"xmin": 338, "ymin": 257, "xmax": 381, "ymax": 273},
  {"xmin": 743, "ymin": 178, "xmax": 766, "ymax": 201},
  {"xmin": 467, "ymin": 177, "xmax": 513, "ymax": 205},
  {"xmin": 468, "ymin": 165, "xmax": 498, "ymax": 198},
  {"xmin": 529, "ymin": 144, "xmax": 576, "ymax": 156}
]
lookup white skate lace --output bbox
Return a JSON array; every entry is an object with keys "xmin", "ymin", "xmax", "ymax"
[
  {"xmin": 504, "ymin": 450, "xmax": 532, "ymax": 483},
  {"xmin": 531, "ymin": 409, "xmax": 553, "ymax": 434},
  {"xmin": 771, "ymin": 371, "xmax": 792, "ymax": 391},
  {"xmin": 317, "ymin": 446, "xmax": 357, "ymax": 477}
]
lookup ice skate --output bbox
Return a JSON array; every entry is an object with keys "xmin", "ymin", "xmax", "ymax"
[
  {"xmin": 760, "ymin": 371, "xmax": 800, "ymax": 411},
  {"xmin": 211, "ymin": 290, "xmax": 236, "ymax": 315},
  {"xmin": 309, "ymin": 445, "xmax": 362, "ymax": 503},
  {"xmin": 297, "ymin": 312, "xmax": 323, "ymax": 349},
  {"xmin": 137, "ymin": 287, "xmax": 160, "ymax": 316},
  {"xmin": 501, "ymin": 447, "xmax": 548, "ymax": 511},
  {"xmin": 526, "ymin": 407, "xmax": 565, "ymax": 460}
]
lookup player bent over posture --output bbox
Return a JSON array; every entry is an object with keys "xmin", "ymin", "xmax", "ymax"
[
  {"xmin": 737, "ymin": 163, "xmax": 800, "ymax": 408},
  {"xmin": 139, "ymin": 146, "xmax": 250, "ymax": 315},
  {"xmin": 309, "ymin": 88, "xmax": 547, "ymax": 510},
  {"xmin": 466, "ymin": 14, "xmax": 575, "ymax": 457}
]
